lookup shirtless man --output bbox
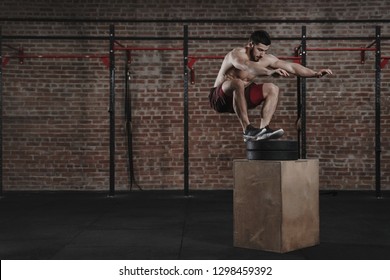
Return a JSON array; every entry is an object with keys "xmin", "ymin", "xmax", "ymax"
[{"xmin": 209, "ymin": 30, "xmax": 332, "ymax": 142}]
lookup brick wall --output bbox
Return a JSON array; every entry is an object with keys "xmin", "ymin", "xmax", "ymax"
[{"xmin": 0, "ymin": 0, "xmax": 389, "ymax": 191}]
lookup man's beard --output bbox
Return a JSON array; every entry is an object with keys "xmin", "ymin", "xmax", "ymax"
[{"xmin": 250, "ymin": 50, "xmax": 260, "ymax": 61}]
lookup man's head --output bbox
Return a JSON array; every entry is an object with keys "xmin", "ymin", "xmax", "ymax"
[
  {"xmin": 249, "ymin": 30, "xmax": 271, "ymax": 46},
  {"xmin": 248, "ymin": 30, "xmax": 271, "ymax": 61}
]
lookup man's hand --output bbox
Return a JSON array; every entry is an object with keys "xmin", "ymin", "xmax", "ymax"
[
  {"xmin": 271, "ymin": 68, "xmax": 290, "ymax": 77},
  {"xmin": 315, "ymin": 69, "xmax": 333, "ymax": 78}
]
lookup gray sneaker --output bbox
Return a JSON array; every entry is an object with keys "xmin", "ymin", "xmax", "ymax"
[
  {"xmin": 243, "ymin": 125, "xmax": 266, "ymax": 142},
  {"xmin": 255, "ymin": 126, "xmax": 284, "ymax": 140}
]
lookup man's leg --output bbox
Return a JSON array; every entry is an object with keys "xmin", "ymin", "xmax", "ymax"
[
  {"xmin": 222, "ymin": 79, "xmax": 249, "ymax": 132},
  {"xmin": 260, "ymin": 83, "xmax": 279, "ymax": 129},
  {"xmin": 221, "ymin": 80, "xmax": 265, "ymax": 141},
  {"xmin": 256, "ymin": 83, "xmax": 284, "ymax": 140}
]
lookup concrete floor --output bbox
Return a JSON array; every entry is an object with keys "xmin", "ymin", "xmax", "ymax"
[{"xmin": 0, "ymin": 190, "xmax": 389, "ymax": 260}]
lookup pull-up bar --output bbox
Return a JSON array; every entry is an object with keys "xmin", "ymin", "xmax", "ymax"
[
  {"xmin": 295, "ymin": 44, "xmax": 378, "ymax": 64},
  {"xmin": 4, "ymin": 54, "xmax": 108, "ymax": 59},
  {"xmin": 2, "ymin": 53, "xmax": 109, "ymax": 67},
  {"xmin": 114, "ymin": 46, "xmax": 183, "ymax": 51},
  {"xmin": 307, "ymin": 47, "xmax": 375, "ymax": 51},
  {"xmin": 297, "ymin": 44, "xmax": 390, "ymax": 68},
  {"xmin": 113, "ymin": 40, "xmax": 183, "ymax": 53},
  {"xmin": 113, "ymin": 45, "xmax": 183, "ymax": 64},
  {"xmin": 307, "ymin": 46, "xmax": 377, "ymax": 65}
]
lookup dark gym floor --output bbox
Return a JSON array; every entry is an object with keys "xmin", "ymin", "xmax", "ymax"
[{"xmin": 0, "ymin": 190, "xmax": 389, "ymax": 260}]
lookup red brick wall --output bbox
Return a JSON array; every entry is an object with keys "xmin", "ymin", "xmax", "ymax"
[{"xmin": 1, "ymin": 0, "xmax": 389, "ymax": 191}]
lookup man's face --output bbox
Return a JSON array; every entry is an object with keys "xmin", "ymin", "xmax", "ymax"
[{"xmin": 250, "ymin": 42, "xmax": 270, "ymax": 61}]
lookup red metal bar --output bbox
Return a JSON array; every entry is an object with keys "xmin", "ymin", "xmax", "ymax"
[
  {"xmin": 308, "ymin": 47, "xmax": 376, "ymax": 64},
  {"xmin": 114, "ymin": 47, "xmax": 183, "ymax": 51},
  {"xmin": 307, "ymin": 47, "xmax": 376, "ymax": 51},
  {"xmin": 188, "ymin": 55, "xmax": 223, "ymax": 59},
  {"xmin": 381, "ymin": 57, "xmax": 390, "ymax": 69},
  {"xmin": 297, "ymin": 44, "xmax": 376, "ymax": 63}
]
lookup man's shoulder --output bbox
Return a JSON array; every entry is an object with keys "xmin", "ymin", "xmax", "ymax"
[
  {"xmin": 257, "ymin": 53, "xmax": 278, "ymax": 66},
  {"xmin": 230, "ymin": 47, "xmax": 246, "ymax": 54},
  {"xmin": 264, "ymin": 53, "xmax": 278, "ymax": 61},
  {"xmin": 227, "ymin": 47, "xmax": 247, "ymax": 60}
]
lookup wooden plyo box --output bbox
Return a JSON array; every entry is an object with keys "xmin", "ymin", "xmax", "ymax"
[{"xmin": 233, "ymin": 159, "xmax": 319, "ymax": 253}]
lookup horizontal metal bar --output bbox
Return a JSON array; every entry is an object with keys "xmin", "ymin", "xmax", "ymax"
[
  {"xmin": 113, "ymin": 36, "xmax": 390, "ymax": 42},
  {"xmin": 2, "ymin": 35, "xmax": 186, "ymax": 41},
  {"xmin": 3, "ymin": 35, "xmax": 390, "ymax": 42},
  {"xmin": 2, "ymin": 17, "xmax": 390, "ymax": 24},
  {"xmin": 2, "ymin": 35, "xmax": 109, "ymax": 40},
  {"xmin": 192, "ymin": 36, "xmax": 390, "ymax": 41},
  {"xmin": 188, "ymin": 55, "xmax": 224, "ymax": 59},
  {"xmin": 4, "ymin": 54, "xmax": 107, "ymax": 59},
  {"xmin": 307, "ymin": 47, "xmax": 376, "ymax": 51},
  {"xmin": 114, "ymin": 47, "xmax": 183, "ymax": 51},
  {"xmin": 114, "ymin": 36, "xmax": 184, "ymax": 41},
  {"xmin": 5, "ymin": 52, "xmax": 388, "ymax": 61}
]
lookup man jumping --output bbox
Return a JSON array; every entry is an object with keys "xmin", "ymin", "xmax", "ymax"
[{"xmin": 209, "ymin": 30, "xmax": 332, "ymax": 142}]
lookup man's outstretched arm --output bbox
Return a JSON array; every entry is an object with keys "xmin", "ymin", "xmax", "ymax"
[{"xmin": 271, "ymin": 58, "xmax": 333, "ymax": 78}]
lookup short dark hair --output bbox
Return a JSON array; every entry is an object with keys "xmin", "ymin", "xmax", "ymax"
[{"xmin": 249, "ymin": 30, "xmax": 271, "ymax": 46}]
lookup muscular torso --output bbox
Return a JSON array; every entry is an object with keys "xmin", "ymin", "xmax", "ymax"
[
  {"xmin": 213, "ymin": 47, "xmax": 273, "ymax": 88},
  {"xmin": 223, "ymin": 67, "xmax": 255, "ymax": 86}
]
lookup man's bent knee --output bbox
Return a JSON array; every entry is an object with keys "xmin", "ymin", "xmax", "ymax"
[
  {"xmin": 223, "ymin": 79, "xmax": 245, "ymax": 95},
  {"xmin": 263, "ymin": 83, "xmax": 279, "ymax": 98}
]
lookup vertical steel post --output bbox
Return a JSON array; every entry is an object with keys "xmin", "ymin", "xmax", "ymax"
[
  {"xmin": 375, "ymin": 26, "xmax": 382, "ymax": 198},
  {"xmin": 109, "ymin": 24, "xmax": 116, "ymax": 197},
  {"xmin": 297, "ymin": 76, "xmax": 301, "ymax": 159},
  {"xmin": 0, "ymin": 26, "xmax": 3, "ymax": 196},
  {"xmin": 125, "ymin": 51, "xmax": 133, "ymax": 190},
  {"xmin": 301, "ymin": 26, "xmax": 307, "ymax": 159},
  {"xmin": 183, "ymin": 25, "xmax": 189, "ymax": 196}
]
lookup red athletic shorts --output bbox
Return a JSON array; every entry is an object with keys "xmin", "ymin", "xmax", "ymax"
[{"xmin": 208, "ymin": 83, "xmax": 265, "ymax": 113}]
